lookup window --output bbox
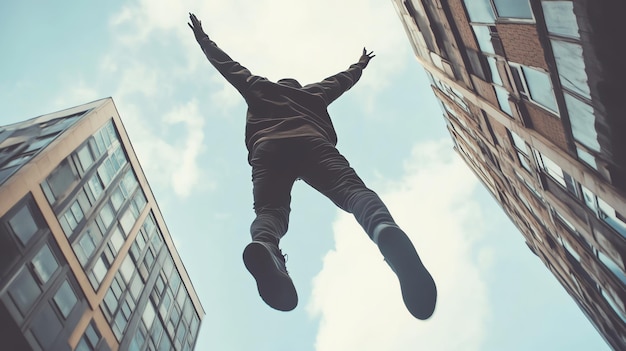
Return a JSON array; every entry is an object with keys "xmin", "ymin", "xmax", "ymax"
[
  {"xmin": 486, "ymin": 56, "xmax": 502, "ymax": 85},
  {"xmin": 551, "ymin": 40, "xmax": 590, "ymax": 99},
  {"xmin": 32, "ymin": 244, "xmax": 58, "ymax": 284},
  {"xmin": 597, "ymin": 250, "xmax": 626, "ymax": 285},
  {"xmin": 464, "ymin": 0, "xmax": 495, "ymax": 23},
  {"xmin": 597, "ymin": 197, "xmax": 626, "ymax": 238},
  {"xmin": 492, "ymin": 0, "xmax": 532, "ymax": 19},
  {"xmin": 536, "ymin": 151, "xmax": 578, "ymax": 195},
  {"xmin": 111, "ymin": 187, "xmax": 125, "ymax": 211},
  {"xmin": 53, "ymin": 280, "xmax": 78, "ymax": 318},
  {"xmin": 472, "ymin": 25, "xmax": 496, "ymax": 54},
  {"xmin": 120, "ymin": 255, "xmax": 135, "ymax": 283},
  {"xmin": 8, "ymin": 204, "xmax": 39, "ymax": 245},
  {"xmin": 520, "ymin": 66, "xmax": 559, "ymax": 113},
  {"xmin": 8, "ymin": 268, "xmax": 41, "ymax": 315},
  {"xmin": 88, "ymin": 174, "xmax": 104, "ymax": 200},
  {"xmin": 510, "ymin": 131, "xmax": 529, "ymax": 155},
  {"xmin": 90, "ymin": 256, "xmax": 108, "ymax": 288},
  {"xmin": 45, "ymin": 160, "xmax": 77, "ymax": 201},
  {"xmin": 541, "ymin": 0, "xmax": 579, "ymax": 38},
  {"xmin": 494, "ymin": 85, "xmax": 512, "ymax": 115},
  {"xmin": 109, "ymin": 226, "xmax": 125, "ymax": 255},
  {"xmin": 120, "ymin": 208, "xmax": 137, "ymax": 235},
  {"xmin": 142, "ymin": 301, "xmax": 157, "ymax": 330},
  {"xmin": 77, "ymin": 143, "xmax": 94, "ymax": 173},
  {"xmin": 564, "ymin": 92, "xmax": 600, "ymax": 152},
  {"xmin": 98, "ymin": 203, "xmax": 115, "ymax": 231},
  {"xmin": 30, "ymin": 303, "xmax": 62, "ymax": 349},
  {"xmin": 76, "ymin": 322, "xmax": 101, "ymax": 351}
]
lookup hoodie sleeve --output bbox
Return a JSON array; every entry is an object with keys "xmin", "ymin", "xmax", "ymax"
[
  {"xmin": 196, "ymin": 35, "xmax": 260, "ymax": 97},
  {"xmin": 310, "ymin": 62, "xmax": 366, "ymax": 105}
]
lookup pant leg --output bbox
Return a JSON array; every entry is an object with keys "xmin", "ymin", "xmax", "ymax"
[
  {"xmin": 249, "ymin": 140, "xmax": 299, "ymax": 245},
  {"xmin": 299, "ymin": 138, "xmax": 398, "ymax": 239}
]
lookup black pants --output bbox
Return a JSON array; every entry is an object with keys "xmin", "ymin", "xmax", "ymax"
[{"xmin": 249, "ymin": 137, "xmax": 398, "ymax": 245}]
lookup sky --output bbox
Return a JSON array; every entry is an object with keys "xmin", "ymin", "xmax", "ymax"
[{"xmin": 0, "ymin": 1, "xmax": 612, "ymax": 350}]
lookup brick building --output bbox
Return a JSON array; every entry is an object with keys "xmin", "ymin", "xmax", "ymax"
[
  {"xmin": 0, "ymin": 98, "xmax": 204, "ymax": 350},
  {"xmin": 391, "ymin": 0, "xmax": 626, "ymax": 349}
]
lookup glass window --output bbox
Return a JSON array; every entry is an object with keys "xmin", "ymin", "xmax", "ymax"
[
  {"xmin": 120, "ymin": 209, "xmax": 137, "ymax": 235},
  {"xmin": 562, "ymin": 238, "xmax": 580, "ymax": 261},
  {"xmin": 8, "ymin": 268, "xmax": 41, "ymax": 315},
  {"xmin": 30, "ymin": 303, "xmax": 62, "ymax": 349},
  {"xmin": 75, "ymin": 338, "xmax": 91, "ymax": 351},
  {"xmin": 521, "ymin": 66, "xmax": 559, "ymax": 113},
  {"xmin": 130, "ymin": 276, "xmax": 144, "ymax": 301},
  {"xmin": 510, "ymin": 131, "xmax": 529, "ymax": 155},
  {"xmin": 486, "ymin": 56, "xmax": 502, "ymax": 85},
  {"xmin": 142, "ymin": 302, "xmax": 156, "ymax": 330},
  {"xmin": 8, "ymin": 205, "xmax": 39, "ymax": 245},
  {"xmin": 577, "ymin": 147, "xmax": 598, "ymax": 170},
  {"xmin": 99, "ymin": 203, "xmax": 115, "ymax": 230},
  {"xmin": 494, "ymin": 85, "xmax": 512, "ymax": 115},
  {"xmin": 464, "ymin": 0, "xmax": 495, "ymax": 23},
  {"xmin": 598, "ymin": 250, "xmax": 626, "ymax": 285},
  {"xmin": 120, "ymin": 255, "xmax": 135, "ymax": 283},
  {"xmin": 597, "ymin": 197, "xmax": 626, "ymax": 238},
  {"xmin": 71, "ymin": 201, "xmax": 84, "ymax": 224},
  {"xmin": 564, "ymin": 93, "xmax": 600, "ymax": 152},
  {"xmin": 111, "ymin": 187, "xmax": 125, "ymax": 211},
  {"xmin": 551, "ymin": 40, "xmax": 590, "ymax": 98},
  {"xmin": 493, "ymin": 0, "xmax": 532, "ymax": 19},
  {"xmin": 32, "ymin": 244, "xmax": 58, "ymax": 284},
  {"xmin": 88, "ymin": 174, "xmax": 104, "ymax": 200},
  {"xmin": 77, "ymin": 144, "xmax": 94, "ymax": 172},
  {"xmin": 472, "ymin": 25, "xmax": 495, "ymax": 54},
  {"xmin": 541, "ymin": 1, "xmax": 579, "ymax": 38},
  {"xmin": 159, "ymin": 291, "xmax": 173, "ymax": 318},
  {"xmin": 53, "ymin": 280, "xmax": 78, "ymax": 318},
  {"xmin": 78, "ymin": 229, "xmax": 97, "ymax": 262},
  {"xmin": 92, "ymin": 257, "xmax": 108, "ymax": 286},
  {"xmin": 46, "ymin": 160, "xmax": 77, "ymax": 200},
  {"xmin": 110, "ymin": 227, "xmax": 125, "ymax": 254}
]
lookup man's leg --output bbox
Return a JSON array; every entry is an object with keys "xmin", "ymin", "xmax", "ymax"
[
  {"xmin": 245, "ymin": 140, "xmax": 298, "ymax": 311},
  {"xmin": 300, "ymin": 138, "xmax": 437, "ymax": 319}
]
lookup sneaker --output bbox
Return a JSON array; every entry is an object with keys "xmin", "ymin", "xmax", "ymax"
[
  {"xmin": 243, "ymin": 241, "xmax": 298, "ymax": 311},
  {"xmin": 376, "ymin": 227, "xmax": 437, "ymax": 320}
]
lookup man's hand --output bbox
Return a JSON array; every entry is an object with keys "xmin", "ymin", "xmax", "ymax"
[
  {"xmin": 188, "ymin": 13, "xmax": 207, "ymax": 41},
  {"xmin": 358, "ymin": 48, "xmax": 375, "ymax": 68}
]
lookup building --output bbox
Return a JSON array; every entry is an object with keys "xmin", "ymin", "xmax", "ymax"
[
  {"xmin": 391, "ymin": 0, "xmax": 626, "ymax": 348},
  {"xmin": 0, "ymin": 98, "xmax": 205, "ymax": 350}
]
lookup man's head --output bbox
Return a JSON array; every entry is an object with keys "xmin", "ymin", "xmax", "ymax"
[{"xmin": 277, "ymin": 78, "xmax": 302, "ymax": 89}]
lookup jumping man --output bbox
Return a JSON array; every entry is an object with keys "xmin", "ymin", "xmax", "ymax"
[{"xmin": 188, "ymin": 13, "xmax": 437, "ymax": 319}]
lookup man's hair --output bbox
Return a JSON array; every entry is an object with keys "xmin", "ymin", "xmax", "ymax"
[{"xmin": 277, "ymin": 78, "xmax": 302, "ymax": 89}]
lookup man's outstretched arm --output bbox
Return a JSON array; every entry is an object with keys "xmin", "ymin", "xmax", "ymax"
[
  {"xmin": 313, "ymin": 48, "xmax": 375, "ymax": 105},
  {"xmin": 188, "ymin": 13, "xmax": 259, "ymax": 96}
]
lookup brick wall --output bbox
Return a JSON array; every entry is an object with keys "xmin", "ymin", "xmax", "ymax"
[
  {"xmin": 470, "ymin": 76, "xmax": 498, "ymax": 106},
  {"xmin": 524, "ymin": 100, "xmax": 569, "ymax": 151},
  {"xmin": 447, "ymin": 0, "xmax": 478, "ymax": 51},
  {"xmin": 497, "ymin": 23, "xmax": 547, "ymax": 70}
]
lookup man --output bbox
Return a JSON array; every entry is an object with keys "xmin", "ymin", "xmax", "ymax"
[{"xmin": 188, "ymin": 13, "xmax": 437, "ymax": 320}]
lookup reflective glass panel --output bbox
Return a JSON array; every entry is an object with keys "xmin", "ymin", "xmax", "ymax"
[
  {"xmin": 472, "ymin": 25, "xmax": 495, "ymax": 54},
  {"xmin": 30, "ymin": 303, "xmax": 62, "ymax": 349},
  {"xmin": 551, "ymin": 40, "xmax": 590, "ymax": 98},
  {"xmin": 9, "ymin": 205, "xmax": 39, "ymax": 245},
  {"xmin": 493, "ymin": 0, "xmax": 533, "ymax": 19},
  {"xmin": 541, "ymin": 1, "xmax": 579, "ymax": 38},
  {"xmin": 464, "ymin": 0, "xmax": 495, "ymax": 23},
  {"xmin": 564, "ymin": 92, "xmax": 600, "ymax": 152},
  {"xmin": 522, "ymin": 66, "xmax": 559, "ymax": 113},
  {"xmin": 53, "ymin": 280, "xmax": 78, "ymax": 318},
  {"xmin": 494, "ymin": 85, "xmax": 512, "ymax": 115},
  {"xmin": 9, "ymin": 269, "xmax": 41, "ymax": 315},
  {"xmin": 32, "ymin": 244, "xmax": 58, "ymax": 283}
]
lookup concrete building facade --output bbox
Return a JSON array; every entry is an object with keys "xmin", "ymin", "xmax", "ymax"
[
  {"xmin": 391, "ymin": 0, "xmax": 626, "ymax": 349},
  {"xmin": 0, "ymin": 98, "xmax": 204, "ymax": 350}
]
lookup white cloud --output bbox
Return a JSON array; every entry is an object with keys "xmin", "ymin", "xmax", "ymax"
[{"xmin": 308, "ymin": 139, "xmax": 492, "ymax": 351}]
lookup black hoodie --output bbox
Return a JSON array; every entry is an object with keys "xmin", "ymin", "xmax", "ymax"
[{"xmin": 195, "ymin": 35, "xmax": 367, "ymax": 158}]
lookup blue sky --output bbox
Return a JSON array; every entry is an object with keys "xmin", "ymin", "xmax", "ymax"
[{"xmin": 0, "ymin": 0, "xmax": 611, "ymax": 350}]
